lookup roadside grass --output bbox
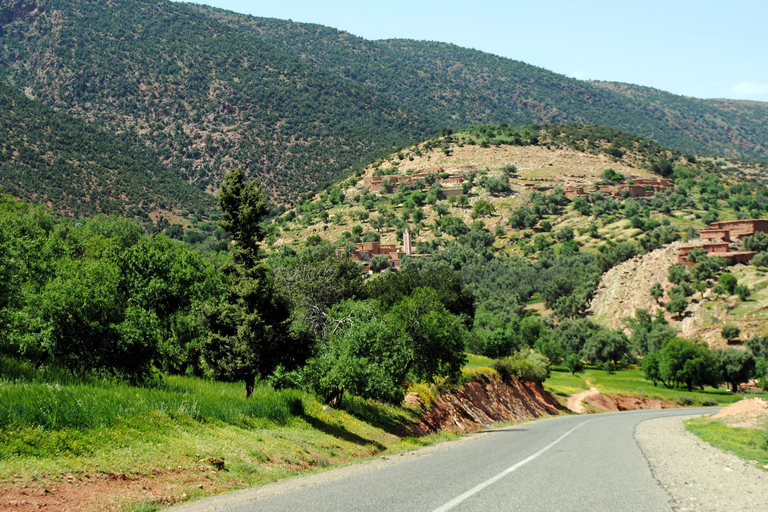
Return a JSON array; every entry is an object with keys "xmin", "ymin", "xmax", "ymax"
[
  {"xmin": 0, "ymin": 357, "xmax": 458, "ymax": 508},
  {"xmin": 686, "ymin": 417, "xmax": 768, "ymax": 470},
  {"xmin": 544, "ymin": 365, "xmax": 745, "ymax": 406}
]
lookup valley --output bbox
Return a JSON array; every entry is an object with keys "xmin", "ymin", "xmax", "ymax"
[{"xmin": 1, "ymin": 0, "xmax": 768, "ymax": 511}]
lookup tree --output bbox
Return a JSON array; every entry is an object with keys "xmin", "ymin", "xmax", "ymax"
[
  {"xmin": 581, "ymin": 329, "xmax": 633, "ymax": 367},
  {"xmin": 305, "ymin": 289, "xmax": 468, "ymax": 404},
  {"xmin": 202, "ymin": 169, "xmax": 300, "ymax": 397},
  {"xmin": 471, "ymin": 199, "xmax": 495, "ymax": 218},
  {"xmin": 666, "ymin": 294, "xmax": 688, "ymax": 320},
  {"xmin": 304, "ymin": 299, "xmax": 408, "ymax": 404},
  {"xmin": 667, "ymin": 263, "xmax": 689, "ymax": 285},
  {"xmin": 721, "ymin": 324, "xmax": 741, "ymax": 343},
  {"xmin": 650, "ymin": 282, "xmax": 664, "ymax": 303},
  {"xmin": 717, "ymin": 348, "xmax": 755, "ymax": 393},
  {"xmin": 718, "ymin": 273, "xmax": 738, "ymax": 295},
  {"xmin": 565, "ymin": 353, "xmax": 584, "ymax": 375},
  {"xmin": 656, "ymin": 338, "xmax": 720, "ymax": 391},
  {"xmin": 642, "ymin": 352, "xmax": 661, "ymax": 386},
  {"xmin": 370, "ymin": 254, "xmax": 390, "ymax": 273},
  {"xmin": 434, "ymin": 203, "xmax": 450, "ymax": 218},
  {"xmin": 734, "ymin": 284, "xmax": 750, "ymax": 301}
]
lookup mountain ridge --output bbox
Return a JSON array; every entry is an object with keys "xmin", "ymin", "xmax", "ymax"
[{"xmin": 0, "ymin": 0, "xmax": 766, "ymax": 212}]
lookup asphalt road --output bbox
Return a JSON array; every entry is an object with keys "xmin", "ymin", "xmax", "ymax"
[{"xmin": 173, "ymin": 407, "xmax": 718, "ymax": 512}]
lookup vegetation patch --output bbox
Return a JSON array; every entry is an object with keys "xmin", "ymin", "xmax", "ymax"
[{"xmin": 686, "ymin": 417, "xmax": 768, "ymax": 470}]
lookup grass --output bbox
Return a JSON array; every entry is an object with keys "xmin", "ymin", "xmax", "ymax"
[
  {"xmin": 544, "ymin": 365, "xmax": 747, "ymax": 406},
  {"xmin": 686, "ymin": 417, "xmax": 768, "ymax": 470},
  {"xmin": 0, "ymin": 357, "xmax": 457, "ymax": 509}
]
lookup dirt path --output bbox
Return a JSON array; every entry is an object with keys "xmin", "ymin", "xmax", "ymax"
[{"xmin": 566, "ymin": 386, "xmax": 600, "ymax": 413}]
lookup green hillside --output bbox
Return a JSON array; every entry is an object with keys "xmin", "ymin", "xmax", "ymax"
[
  {"xmin": 200, "ymin": 5, "xmax": 768, "ymax": 161},
  {"xmin": 1, "ymin": 0, "xmax": 767, "ymax": 213},
  {"xmin": 0, "ymin": 84, "xmax": 212, "ymax": 219},
  {"xmin": 0, "ymin": 0, "xmax": 431, "ymax": 204}
]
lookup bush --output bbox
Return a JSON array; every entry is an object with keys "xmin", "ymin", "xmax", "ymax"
[
  {"xmin": 497, "ymin": 350, "xmax": 551, "ymax": 384},
  {"xmin": 565, "ymin": 353, "xmax": 584, "ymax": 374},
  {"xmin": 721, "ymin": 324, "xmax": 741, "ymax": 342},
  {"xmin": 751, "ymin": 251, "xmax": 768, "ymax": 267}
]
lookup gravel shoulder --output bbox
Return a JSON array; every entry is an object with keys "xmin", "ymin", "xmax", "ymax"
[{"xmin": 635, "ymin": 415, "xmax": 768, "ymax": 512}]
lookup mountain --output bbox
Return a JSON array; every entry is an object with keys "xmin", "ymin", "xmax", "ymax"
[
  {"xmin": 0, "ymin": 0, "xmax": 431, "ymax": 204},
  {"xmin": 0, "ymin": 83, "xmax": 212, "ymax": 219},
  {"xmin": 1, "ymin": 0, "xmax": 766, "ymax": 210},
  {"xmin": 198, "ymin": 5, "xmax": 768, "ymax": 161}
]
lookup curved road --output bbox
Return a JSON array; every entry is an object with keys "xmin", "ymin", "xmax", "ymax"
[{"xmin": 173, "ymin": 407, "xmax": 718, "ymax": 512}]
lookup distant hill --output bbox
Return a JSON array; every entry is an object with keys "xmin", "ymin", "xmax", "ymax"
[
  {"xmin": 0, "ymin": 84, "xmax": 212, "ymax": 219},
  {"xmin": 200, "ymin": 6, "xmax": 768, "ymax": 161},
  {"xmin": 0, "ymin": 0, "xmax": 431, "ymax": 204},
  {"xmin": 1, "ymin": 0, "xmax": 766, "ymax": 210}
]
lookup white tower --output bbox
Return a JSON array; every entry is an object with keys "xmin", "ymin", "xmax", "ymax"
[{"xmin": 403, "ymin": 228, "xmax": 412, "ymax": 256}]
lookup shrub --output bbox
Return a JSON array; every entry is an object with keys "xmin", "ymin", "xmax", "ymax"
[{"xmin": 565, "ymin": 354, "xmax": 584, "ymax": 375}]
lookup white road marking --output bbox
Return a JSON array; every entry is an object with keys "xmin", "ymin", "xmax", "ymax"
[{"xmin": 432, "ymin": 419, "xmax": 594, "ymax": 512}]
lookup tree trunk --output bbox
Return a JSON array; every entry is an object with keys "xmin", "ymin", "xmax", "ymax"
[
  {"xmin": 731, "ymin": 381, "xmax": 738, "ymax": 393},
  {"xmin": 245, "ymin": 374, "xmax": 256, "ymax": 398}
]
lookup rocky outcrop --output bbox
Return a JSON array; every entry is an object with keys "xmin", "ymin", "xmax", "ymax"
[{"xmin": 407, "ymin": 376, "xmax": 563, "ymax": 434}]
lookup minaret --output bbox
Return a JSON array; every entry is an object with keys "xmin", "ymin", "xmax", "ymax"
[{"xmin": 403, "ymin": 228, "xmax": 412, "ymax": 256}]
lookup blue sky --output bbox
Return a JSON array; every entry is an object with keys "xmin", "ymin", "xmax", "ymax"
[{"xmin": 180, "ymin": 0, "xmax": 768, "ymax": 102}]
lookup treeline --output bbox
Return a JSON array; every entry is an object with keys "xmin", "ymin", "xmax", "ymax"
[{"xmin": 0, "ymin": 181, "xmax": 475, "ymax": 404}]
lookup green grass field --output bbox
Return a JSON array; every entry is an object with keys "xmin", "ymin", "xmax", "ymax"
[
  {"xmin": 0, "ymin": 357, "xmax": 457, "ymax": 509},
  {"xmin": 544, "ymin": 365, "xmax": 747, "ymax": 406}
]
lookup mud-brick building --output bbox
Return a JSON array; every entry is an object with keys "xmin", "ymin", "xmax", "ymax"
[
  {"xmin": 565, "ymin": 178, "xmax": 674, "ymax": 200},
  {"xmin": 360, "ymin": 167, "xmax": 465, "ymax": 195},
  {"xmin": 348, "ymin": 229, "xmax": 413, "ymax": 271},
  {"xmin": 677, "ymin": 242, "xmax": 757, "ymax": 267},
  {"xmin": 699, "ymin": 220, "xmax": 768, "ymax": 242}
]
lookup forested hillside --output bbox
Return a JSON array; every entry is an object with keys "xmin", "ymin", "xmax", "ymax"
[
  {"xmin": 1, "ymin": 0, "xmax": 767, "ymax": 213},
  {"xmin": 199, "ymin": 4, "xmax": 768, "ymax": 160},
  {"xmin": 0, "ymin": 0, "xmax": 431, "ymax": 204},
  {"xmin": 0, "ymin": 84, "xmax": 213, "ymax": 219}
]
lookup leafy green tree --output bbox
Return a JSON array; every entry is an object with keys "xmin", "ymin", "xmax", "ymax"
[
  {"xmin": 751, "ymin": 251, "xmax": 768, "ymax": 267},
  {"xmin": 304, "ymin": 299, "xmax": 408, "ymax": 403},
  {"xmin": 642, "ymin": 352, "xmax": 662, "ymax": 386},
  {"xmin": 370, "ymin": 254, "xmax": 390, "ymax": 273},
  {"xmin": 718, "ymin": 273, "xmax": 738, "ymax": 295},
  {"xmin": 272, "ymin": 244, "xmax": 364, "ymax": 339},
  {"xmin": 471, "ymin": 199, "xmax": 495, "ymax": 218},
  {"xmin": 565, "ymin": 353, "xmax": 584, "ymax": 374},
  {"xmin": 367, "ymin": 264, "xmax": 476, "ymax": 328},
  {"xmin": 650, "ymin": 282, "xmax": 664, "ymax": 303},
  {"xmin": 720, "ymin": 324, "xmax": 741, "ymax": 342},
  {"xmin": 503, "ymin": 349, "xmax": 551, "ymax": 384},
  {"xmin": 668, "ymin": 263, "xmax": 689, "ymax": 285},
  {"xmin": 734, "ymin": 284, "xmax": 750, "ymax": 301},
  {"xmin": 630, "ymin": 309, "xmax": 675, "ymax": 354},
  {"xmin": 657, "ymin": 338, "xmax": 720, "ymax": 391},
  {"xmin": 202, "ymin": 169, "xmax": 299, "ymax": 397},
  {"xmin": 306, "ymin": 289, "xmax": 467, "ymax": 404},
  {"xmin": 666, "ymin": 294, "xmax": 688, "ymax": 320},
  {"xmin": 581, "ymin": 329, "xmax": 633, "ymax": 367},
  {"xmin": 743, "ymin": 232, "xmax": 768, "ymax": 252},
  {"xmin": 716, "ymin": 348, "xmax": 755, "ymax": 393}
]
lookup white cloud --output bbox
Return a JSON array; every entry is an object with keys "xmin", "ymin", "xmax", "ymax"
[
  {"xmin": 569, "ymin": 70, "xmax": 591, "ymax": 80},
  {"xmin": 730, "ymin": 81, "xmax": 768, "ymax": 100}
]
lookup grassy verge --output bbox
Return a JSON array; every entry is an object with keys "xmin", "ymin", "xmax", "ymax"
[
  {"xmin": 544, "ymin": 365, "xmax": 748, "ymax": 406},
  {"xmin": 0, "ymin": 358, "xmax": 457, "ymax": 510},
  {"xmin": 686, "ymin": 417, "xmax": 768, "ymax": 470}
]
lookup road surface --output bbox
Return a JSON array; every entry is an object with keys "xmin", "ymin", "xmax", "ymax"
[{"xmin": 172, "ymin": 407, "xmax": 718, "ymax": 512}]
